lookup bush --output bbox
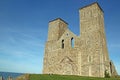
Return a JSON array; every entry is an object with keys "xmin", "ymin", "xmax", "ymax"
[{"xmin": 104, "ymin": 70, "xmax": 110, "ymax": 78}]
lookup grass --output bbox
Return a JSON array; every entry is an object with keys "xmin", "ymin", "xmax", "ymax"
[{"xmin": 29, "ymin": 74, "xmax": 120, "ymax": 80}]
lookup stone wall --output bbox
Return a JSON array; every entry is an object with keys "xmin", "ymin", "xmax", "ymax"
[
  {"xmin": 43, "ymin": 2, "xmax": 118, "ymax": 77},
  {"xmin": 110, "ymin": 61, "xmax": 118, "ymax": 76},
  {"xmin": 79, "ymin": 2, "xmax": 111, "ymax": 77}
]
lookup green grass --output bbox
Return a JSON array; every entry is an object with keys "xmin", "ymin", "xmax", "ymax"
[{"xmin": 29, "ymin": 74, "xmax": 120, "ymax": 80}]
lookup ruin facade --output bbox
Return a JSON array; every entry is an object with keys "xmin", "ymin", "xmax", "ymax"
[{"xmin": 43, "ymin": 2, "xmax": 118, "ymax": 77}]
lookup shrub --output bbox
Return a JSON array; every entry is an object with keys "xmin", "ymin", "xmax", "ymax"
[{"xmin": 104, "ymin": 70, "xmax": 110, "ymax": 78}]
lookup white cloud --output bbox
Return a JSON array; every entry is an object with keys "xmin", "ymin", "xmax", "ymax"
[
  {"xmin": 0, "ymin": 58, "xmax": 41, "ymax": 73},
  {"xmin": 108, "ymin": 44, "xmax": 120, "ymax": 48},
  {"xmin": 0, "ymin": 25, "xmax": 45, "ymax": 73}
]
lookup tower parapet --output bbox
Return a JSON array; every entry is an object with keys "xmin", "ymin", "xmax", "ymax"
[{"xmin": 47, "ymin": 18, "xmax": 68, "ymax": 41}]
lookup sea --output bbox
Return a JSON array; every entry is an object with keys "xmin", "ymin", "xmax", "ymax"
[{"xmin": 0, "ymin": 71, "xmax": 24, "ymax": 80}]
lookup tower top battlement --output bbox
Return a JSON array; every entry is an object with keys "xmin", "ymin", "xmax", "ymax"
[
  {"xmin": 80, "ymin": 2, "xmax": 104, "ymax": 12},
  {"xmin": 49, "ymin": 18, "xmax": 68, "ymax": 25}
]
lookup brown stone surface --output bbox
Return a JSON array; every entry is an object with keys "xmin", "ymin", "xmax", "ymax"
[
  {"xmin": 16, "ymin": 74, "xmax": 29, "ymax": 80},
  {"xmin": 0, "ymin": 76, "xmax": 4, "ymax": 80},
  {"xmin": 110, "ymin": 61, "xmax": 118, "ymax": 76},
  {"xmin": 43, "ymin": 2, "xmax": 118, "ymax": 77}
]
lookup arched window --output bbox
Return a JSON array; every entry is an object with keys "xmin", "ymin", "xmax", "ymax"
[
  {"xmin": 71, "ymin": 38, "xmax": 74, "ymax": 48},
  {"xmin": 62, "ymin": 40, "xmax": 64, "ymax": 49}
]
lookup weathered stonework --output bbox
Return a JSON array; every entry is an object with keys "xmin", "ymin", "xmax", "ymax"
[
  {"xmin": 43, "ymin": 2, "xmax": 118, "ymax": 77},
  {"xmin": 0, "ymin": 76, "xmax": 4, "ymax": 80}
]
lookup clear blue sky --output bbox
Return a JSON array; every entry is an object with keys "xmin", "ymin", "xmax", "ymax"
[{"xmin": 0, "ymin": 0, "xmax": 120, "ymax": 75}]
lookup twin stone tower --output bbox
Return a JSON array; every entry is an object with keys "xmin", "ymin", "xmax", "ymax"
[{"xmin": 43, "ymin": 2, "xmax": 117, "ymax": 77}]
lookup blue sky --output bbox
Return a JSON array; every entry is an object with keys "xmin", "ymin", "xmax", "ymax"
[{"xmin": 0, "ymin": 0, "xmax": 120, "ymax": 75}]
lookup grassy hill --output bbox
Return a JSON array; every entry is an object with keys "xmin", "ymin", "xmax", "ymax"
[{"xmin": 29, "ymin": 74, "xmax": 120, "ymax": 80}]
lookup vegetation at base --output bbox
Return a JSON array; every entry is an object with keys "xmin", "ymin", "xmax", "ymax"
[
  {"xmin": 29, "ymin": 74, "xmax": 120, "ymax": 80},
  {"xmin": 104, "ymin": 70, "xmax": 110, "ymax": 78}
]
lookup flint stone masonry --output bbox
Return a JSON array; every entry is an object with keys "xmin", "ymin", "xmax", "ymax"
[
  {"xmin": 43, "ymin": 2, "xmax": 118, "ymax": 77},
  {"xmin": 0, "ymin": 76, "xmax": 4, "ymax": 80}
]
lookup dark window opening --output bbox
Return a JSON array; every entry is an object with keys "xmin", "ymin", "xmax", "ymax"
[
  {"xmin": 62, "ymin": 40, "xmax": 64, "ymax": 49},
  {"xmin": 67, "ymin": 33, "xmax": 69, "ymax": 36},
  {"xmin": 71, "ymin": 37, "xmax": 74, "ymax": 48}
]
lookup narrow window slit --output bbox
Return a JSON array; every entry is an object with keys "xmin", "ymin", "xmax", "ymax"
[
  {"xmin": 71, "ymin": 37, "xmax": 74, "ymax": 48},
  {"xmin": 62, "ymin": 40, "xmax": 64, "ymax": 49}
]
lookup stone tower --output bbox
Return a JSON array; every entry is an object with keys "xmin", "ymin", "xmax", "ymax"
[
  {"xmin": 43, "ymin": 2, "xmax": 118, "ymax": 77},
  {"xmin": 79, "ymin": 2, "xmax": 111, "ymax": 77},
  {"xmin": 47, "ymin": 18, "xmax": 68, "ymax": 41}
]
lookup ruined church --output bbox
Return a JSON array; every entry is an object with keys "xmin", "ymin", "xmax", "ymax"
[{"xmin": 43, "ymin": 2, "xmax": 117, "ymax": 77}]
